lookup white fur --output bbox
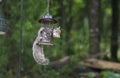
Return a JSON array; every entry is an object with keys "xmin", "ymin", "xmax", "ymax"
[{"xmin": 53, "ymin": 27, "xmax": 61, "ymax": 38}]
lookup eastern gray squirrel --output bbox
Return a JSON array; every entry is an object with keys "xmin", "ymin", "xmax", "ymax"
[{"xmin": 32, "ymin": 27, "xmax": 61, "ymax": 65}]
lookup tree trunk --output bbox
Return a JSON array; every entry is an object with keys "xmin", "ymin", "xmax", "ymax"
[
  {"xmin": 65, "ymin": 0, "xmax": 73, "ymax": 55},
  {"xmin": 56, "ymin": 0, "xmax": 73, "ymax": 55},
  {"xmin": 89, "ymin": 0, "xmax": 101, "ymax": 56},
  {"xmin": 110, "ymin": 0, "xmax": 119, "ymax": 61},
  {"xmin": 56, "ymin": 0, "xmax": 65, "ymax": 27}
]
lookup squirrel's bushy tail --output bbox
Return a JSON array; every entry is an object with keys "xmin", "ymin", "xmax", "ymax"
[{"xmin": 32, "ymin": 40, "xmax": 49, "ymax": 65}]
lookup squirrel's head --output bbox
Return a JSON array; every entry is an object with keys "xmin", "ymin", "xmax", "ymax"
[{"xmin": 53, "ymin": 26, "xmax": 61, "ymax": 38}]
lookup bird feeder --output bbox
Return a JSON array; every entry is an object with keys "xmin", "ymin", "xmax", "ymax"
[
  {"xmin": 0, "ymin": 0, "xmax": 7, "ymax": 35},
  {"xmin": 0, "ymin": 18, "xmax": 7, "ymax": 35},
  {"xmin": 37, "ymin": 13, "xmax": 58, "ymax": 46}
]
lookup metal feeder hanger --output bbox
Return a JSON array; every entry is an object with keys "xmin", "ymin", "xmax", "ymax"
[
  {"xmin": 39, "ymin": 0, "xmax": 57, "ymax": 27},
  {"xmin": 37, "ymin": 0, "xmax": 58, "ymax": 45}
]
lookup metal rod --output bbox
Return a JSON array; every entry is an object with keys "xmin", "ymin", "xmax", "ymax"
[{"xmin": 19, "ymin": 0, "xmax": 23, "ymax": 78}]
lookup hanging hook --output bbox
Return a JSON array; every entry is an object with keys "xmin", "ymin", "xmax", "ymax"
[{"xmin": 47, "ymin": 0, "xmax": 50, "ymax": 13}]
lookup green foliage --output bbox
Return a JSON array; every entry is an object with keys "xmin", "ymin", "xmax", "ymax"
[{"xmin": 101, "ymin": 71, "xmax": 120, "ymax": 78}]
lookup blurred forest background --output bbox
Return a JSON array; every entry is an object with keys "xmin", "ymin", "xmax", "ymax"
[{"xmin": 0, "ymin": 0, "xmax": 120, "ymax": 78}]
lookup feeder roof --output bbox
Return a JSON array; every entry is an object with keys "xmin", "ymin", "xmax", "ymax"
[{"xmin": 39, "ymin": 13, "xmax": 57, "ymax": 24}]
